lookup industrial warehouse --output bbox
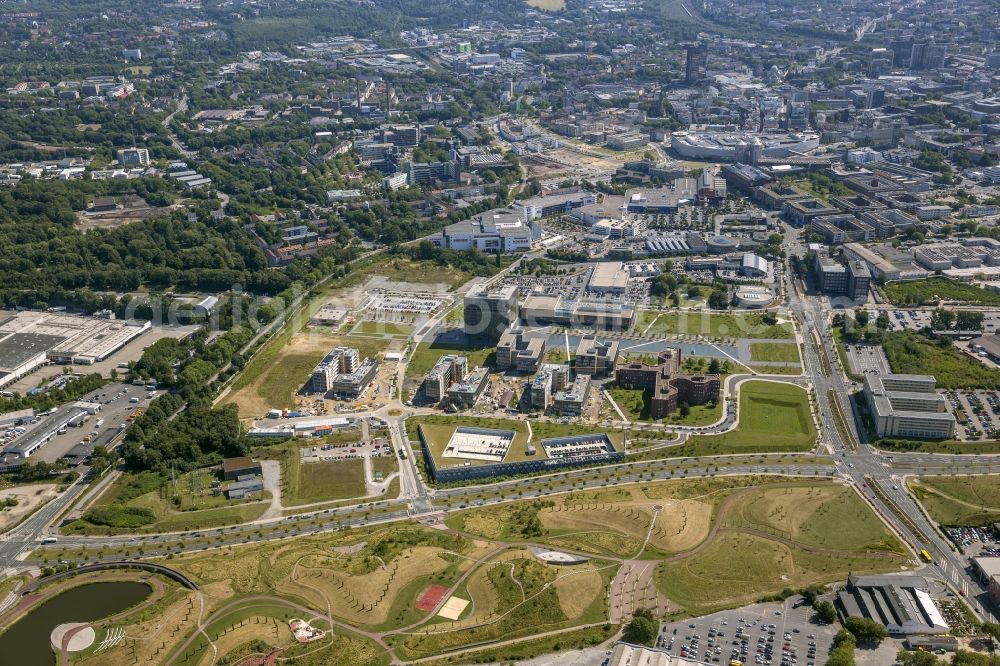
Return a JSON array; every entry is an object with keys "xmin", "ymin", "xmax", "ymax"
[{"xmin": 0, "ymin": 310, "xmax": 151, "ymax": 388}]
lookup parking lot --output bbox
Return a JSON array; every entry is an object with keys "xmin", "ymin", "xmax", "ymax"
[
  {"xmin": 945, "ymin": 389, "xmax": 1000, "ymax": 440},
  {"xmin": 946, "ymin": 525, "xmax": 1000, "ymax": 557},
  {"xmin": 658, "ymin": 597, "xmax": 838, "ymax": 666},
  {"xmin": 845, "ymin": 343, "xmax": 890, "ymax": 377},
  {"xmin": 299, "ymin": 437, "xmax": 394, "ymax": 464}
]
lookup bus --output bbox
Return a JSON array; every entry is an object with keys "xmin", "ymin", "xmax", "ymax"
[{"xmin": 920, "ymin": 549, "xmax": 933, "ymax": 563}]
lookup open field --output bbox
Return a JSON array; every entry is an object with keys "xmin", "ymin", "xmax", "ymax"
[
  {"xmin": 0, "ymin": 483, "xmax": 57, "ymax": 531},
  {"xmin": 62, "ymin": 469, "xmax": 271, "ymax": 535},
  {"xmin": 606, "ymin": 387, "xmax": 723, "ymax": 426},
  {"xmin": 253, "ymin": 434, "xmax": 368, "ymax": 506},
  {"xmin": 885, "ymin": 277, "xmax": 1000, "ymax": 306},
  {"xmin": 749, "ymin": 342, "xmax": 801, "ymax": 364},
  {"xmin": 353, "ymin": 320, "xmax": 416, "ymax": 337},
  {"xmin": 677, "ymin": 380, "xmax": 815, "ymax": 455},
  {"xmin": 908, "ymin": 476, "xmax": 1000, "ymax": 526},
  {"xmin": 223, "ymin": 330, "xmax": 390, "ymax": 415},
  {"xmin": 636, "ymin": 311, "xmax": 794, "ymax": 339},
  {"xmin": 526, "ymin": 0, "xmax": 565, "ymax": 9},
  {"xmin": 884, "ymin": 330, "xmax": 1000, "ymax": 390}
]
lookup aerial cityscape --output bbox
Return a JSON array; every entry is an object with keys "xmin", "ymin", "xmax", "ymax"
[{"xmin": 1, "ymin": 0, "xmax": 1000, "ymax": 664}]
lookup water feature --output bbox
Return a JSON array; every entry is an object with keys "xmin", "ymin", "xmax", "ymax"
[{"xmin": 0, "ymin": 580, "xmax": 152, "ymax": 666}]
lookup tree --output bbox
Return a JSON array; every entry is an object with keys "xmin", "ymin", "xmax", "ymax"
[
  {"xmin": 876, "ymin": 312, "xmax": 890, "ymax": 330},
  {"xmin": 762, "ymin": 311, "xmax": 778, "ymax": 326},
  {"xmin": 623, "ymin": 608, "xmax": 658, "ymax": 646},
  {"xmin": 814, "ymin": 600, "xmax": 837, "ymax": 624},
  {"xmin": 895, "ymin": 650, "xmax": 943, "ymax": 666},
  {"xmin": 826, "ymin": 629, "xmax": 857, "ymax": 666},
  {"xmin": 708, "ymin": 289, "xmax": 729, "ymax": 310},
  {"xmin": 956, "ymin": 310, "xmax": 985, "ymax": 331},
  {"xmin": 844, "ymin": 616, "xmax": 887, "ymax": 644},
  {"xmin": 854, "ymin": 310, "xmax": 869, "ymax": 328},
  {"xmin": 679, "ymin": 402, "xmax": 691, "ymax": 417},
  {"xmin": 708, "ymin": 359, "xmax": 721, "ymax": 375},
  {"xmin": 930, "ymin": 308, "xmax": 955, "ymax": 331}
]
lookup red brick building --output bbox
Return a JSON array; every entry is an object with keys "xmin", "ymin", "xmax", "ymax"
[{"xmin": 614, "ymin": 349, "xmax": 720, "ymax": 419}]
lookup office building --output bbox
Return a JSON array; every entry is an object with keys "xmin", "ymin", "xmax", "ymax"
[
  {"xmin": 574, "ymin": 336, "xmax": 619, "ymax": 377},
  {"xmin": 464, "ymin": 285, "xmax": 519, "ymax": 342},
  {"xmin": 381, "ymin": 123, "xmax": 420, "ymax": 147},
  {"xmin": 782, "ymin": 198, "xmax": 839, "ymax": 226},
  {"xmin": 310, "ymin": 347, "xmax": 377, "ymax": 397},
  {"xmin": 553, "ymin": 374, "xmax": 591, "ymax": 416},
  {"xmin": 423, "ymin": 355, "xmax": 468, "ymax": 403},
  {"xmin": 910, "ymin": 41, "xmax": 947, "ymax": 71},
  {"xmin": 814, "ymin": 253, "xmax": 871, "ymax": 302},
  {"xmin": 514, "ymin": 191, "xmax": 597, "ymax": 221},
  {"xmin": 520, "ymin": 295, "xmax": 635, "ymax": 331},
  {"xmin": 496, "ymin": 328, "xmax": 546, "ymax": 373},
  {"xmin": 530, "ymin": 364, "xmax": 571, "ymax": 411},
  {"xmin": 614, "ymin": 349, "xmax": 721, "ymax": 419},
  {"xmin": 447, "ymin": 367, "xmax": 490, "ymax": 408},
  {"xmin": 437, "ymin": 209, "xmax": 537, "ymax": 254},
  {"xmin": 407, "ymin": 159, "xmax": 459, "ymax": 185},
  {"xmin": 863, "ymin": 374, "xmax": 955, "ymax": 439},
  {"xmin": 116, "ymin": 147, "xmax": 150, "ymax": 166},
  {"xmin": 809, "ymin": 214, "xmax": 877, "ymax": 245},
  {"xmin": 685, "ymin": 43, "xmax": 708, "ymax": 85}
]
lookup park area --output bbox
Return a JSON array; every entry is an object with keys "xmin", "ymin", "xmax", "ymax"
[
  {"xmin": 908, "ymin": 475, "xmax": 1000, "ymax": 526},
  {"xmin": 636, "ymin": 311, "xmax": 794, "ymax": 340},
  {"xmin": 749, "ymin": 342, "xmax": 801, "ymax": 364},
  {"xmin": 679, "ymin": 380, "xmax": 816, "ymax": 455},
  {"xmin": 29, "ymin": 475, "xmax": 907, "ymax": 666}
]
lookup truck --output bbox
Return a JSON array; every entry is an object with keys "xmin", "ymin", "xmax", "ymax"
[
  {"xmin": 95, "ymin": 418, "xmax": 104, "ymax": 427},
  {"xmin": 398, "ymin": 447, "xmax": 407, "ymax": 459}
]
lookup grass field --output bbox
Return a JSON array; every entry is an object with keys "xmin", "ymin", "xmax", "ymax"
[
  {"xmin": 353, "ymin": 320, "xmax": 416, "ymax": 337},
  {"xmin": 606, "ymin": 387, "xmax": 723, "ymax": 426},
  {"xmin": 253, "ymin": 436, "xmax": 368, "ymax": 506},
  {"xmin": 884, "ymin": 330, "xmax": 1000, "ymax": 390},
  {"xmin": 908, "ymin": 476, "xmax": 1000, "ymax": 526},
  {"xmin": 637, "ymin": 311, "xmax": 794, "ymax": 339},
  {"xmin": 680, "ymin": 380, "xmax": 815, "ymax": 455},
  {"xmin": 749, "ymin": 342, "xmax": 801, "ymax": 364},
  {"xmin": 885, "ymin": 277, "xmax": 1000, "ymax": 306}
]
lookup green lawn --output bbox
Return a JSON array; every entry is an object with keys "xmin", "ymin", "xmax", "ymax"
[
  {"xmin": 353, "ymin": 320, "xmax": 415, "ymax": 336},
  {"xmin": 909, "ymin": 476, "xmax": 1000, "ymax": 526},
  {"xmin": 884, "ymin": 277, "xmax": 1000, "ymax": 306},
  {"xmin": 637, "ymin": 311, "xmax": 794, "ymax": 339},
  {"xmin": 749, "ymin": 342, "xmax": 801, "ymax": 364},
  {"xmin": 606, "ymin": 386, "xmax": 723, "ymax": 426},
  {"xmin": 884, "ymin": 330, "xmax": 1000, "ymax": 389},
  {"xmin": 680, "ymin": 380, "xmax": 815, "ymax": 455}
]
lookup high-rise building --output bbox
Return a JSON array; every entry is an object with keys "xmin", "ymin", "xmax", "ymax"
[
  {"xmin": 463, "ymin": 285, "xmax": 519, "ymax": 342},
  {"xmin": 685, "ymin": 43, "xmax": 707, "ymax": 85},
  {"xmin": 910, "ymin": 41, "xmax": 946, "ymax": 70}
]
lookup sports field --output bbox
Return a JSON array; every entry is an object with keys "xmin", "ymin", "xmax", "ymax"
[
  {"xmin": 681, "ymin": 380, "xmax": 815, "ymax": 455},
  {"xmin": 908, "ymin": 476, "xmax": 1000, "ymax": 526}
]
